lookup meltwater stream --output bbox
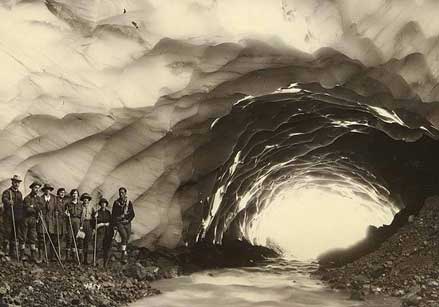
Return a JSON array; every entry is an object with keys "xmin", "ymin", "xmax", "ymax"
[{"xmin": 132, "ymin": 259, "xmax": 400, "ymax": 307}]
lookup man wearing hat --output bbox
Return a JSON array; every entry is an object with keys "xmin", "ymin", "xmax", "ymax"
[
  {"xmin": 22, "ymin": 181, "xmax": 42, "ymax": 263},
  {"xmin": 110, "ymin": 187, "xmax": 135, "ymax": 263},
  {"xmin": 38, "ymin": 183, "xmax": 60, "ymax": 262},
  {"xmin": 80, "ymin": 192, "xmax": 93, "ymax": 265},
  {"xmin": 1, "ymin": 175, "xmax": 24, "ymax": 260}
]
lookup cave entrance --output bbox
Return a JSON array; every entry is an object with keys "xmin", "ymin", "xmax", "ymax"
[{"xmin": 249, "ymin": 184, "xmax": 398, "ymax": 261}]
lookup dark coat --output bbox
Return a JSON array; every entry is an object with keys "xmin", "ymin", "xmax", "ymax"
[
  {"xmin": 92, "ymin": 209, "xmax": 111, "ymax": 229},
  {"xmin": 65, "ymin": 200, "xmax": 83, "ymax": 219},
  {"xmin": 2, "ymin": 187, "xmax": 24, "ymax": 221},
  {"xmin": 111, "ymin": 198, "xmax": 135, "ymax": 226},
  {"xmin": 23, "ymin": 193, "xmax": 41, "ymax": 219},
  {"xmin": 57, "ymin": 196, "xmax": 70, "ymax": 212},
  {"xmin": 57, "ymin": 196, "xmax": 70, "ymax": 234},
  {"xmin": 39, "ymin": 194, "xmax": 61, "ymax": 234}
]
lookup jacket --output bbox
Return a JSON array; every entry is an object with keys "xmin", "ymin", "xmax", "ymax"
[
  {"xmin": 2, "ymin": 187, "xmax": 24, "ymax": 221},
  {"xmin": 39, "ymin": 193, "xmax": 61, "ymax": 234},
  {"xmin": 58, "ymin": 196, "xmax": 70, "ymax": 234},
  {"xmin": 23, "ymin": 193, "xmax": 41, "ymax": 219},
  {"xmin": 111, "ymin": 198, "xmax": 135, "ymax": 226},
  {"xmin": 66, "ymin": 200, "xmax": 83, "ymax": 219},
  {"xmin": 92, "ymin": 208, "xmax": 111, "ymax": 228}
]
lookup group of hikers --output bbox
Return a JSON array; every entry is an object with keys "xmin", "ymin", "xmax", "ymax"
[{"xmin": 0, "ymin": 175, "xmax": 135, "ymax": 266}]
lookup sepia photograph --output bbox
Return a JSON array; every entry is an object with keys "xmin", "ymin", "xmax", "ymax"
[{"xmin": 0, "ymin": 1, "xmax": 438, "ymax": 306}]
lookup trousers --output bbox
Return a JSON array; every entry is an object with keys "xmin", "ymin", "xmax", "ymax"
[{"xmin": 115, "ymin": 223, "xmax": 131, "ymax": 245}]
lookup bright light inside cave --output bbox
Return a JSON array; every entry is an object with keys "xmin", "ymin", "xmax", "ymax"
[{"xmin": 252, "ymin": 186, "xmax": 396, "ymax": 261}]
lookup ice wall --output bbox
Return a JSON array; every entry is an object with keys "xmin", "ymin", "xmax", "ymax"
[{"xmin": 2, "ymin": 0, "xmax": 439, "ymax": 249}]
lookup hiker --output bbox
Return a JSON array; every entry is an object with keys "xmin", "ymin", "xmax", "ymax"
[
  {"xmin": 22, "ymin": 181, "xmax": 42, "ymax": 263},
  {"xmin": 1, "ymin": 175, "xmax": 24, "ymax": 260},
  {"xmin": 64, "ymin": 189, "xmax": 82, "ymax": 262},
  {"xmin": 56, "ymin": 188, "xmax": 68, "ymax": 255},
  {"xmin": 38, "ymin": 183, "xmax": 60, "ymax": 262},
  {"xmin": 110, "ymin": 187, "xmax": 135, "ymax": 263},
  {"xmin": 92, "ymin": 198, "xmax": 111, "ymax": 261},
  {"xmin": 79, "ymin": 193, "xmax": 93, "ymax": 265}
]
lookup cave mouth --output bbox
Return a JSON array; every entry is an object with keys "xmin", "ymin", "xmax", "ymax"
[
  {"xmin": 249, "ymin": 182, "xmax": 397, "ymax": 261},
  {"xmin": 188, "ymin": 84, "xmax": 439, "ymax": 263}
]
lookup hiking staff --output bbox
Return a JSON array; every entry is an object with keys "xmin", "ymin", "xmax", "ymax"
[
  {"xmin": 68, "ymin": 214, "xmax": 81, "ymax": 266},
  {"xmin": 39, "ymin": 212, "xmax": 63, "ymax": 268},
  {"xmin": 93, "ymin": 213, "xmax": 97, "ymax": 266},
  {"xmin": 56, "ymin": 213, "xmax": 60, "ymax": 258},
  {"xmin": 10, "ymin": 202, "xmax": 20, "ymax": 262},
  {"xmin": 41, "ymin": 215, "xmax": 48, "ymax": 263}
]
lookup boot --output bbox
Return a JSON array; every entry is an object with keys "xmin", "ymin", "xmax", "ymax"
[
  {"xmin": 20, "ymin": 246, "xmax": 27, "ymax": 261},
  {"xmin": 38, "ymin": 245, "xmax": 47, "ymax": 264},
  {"xmin": 31, "ymin": 248, "xmax": 41, "ymax": 264},
  {"xmin": 64, "ymin": 249, "xmax": 71, "ymax": 262},
  {"xmin": 103, "ymin": 249, "xmax": 110, "ymax": 268},
  {"xmin": 3, "ymin": 241, "xmax": 10, "ymax": 261},
  {"xmin": 120, "ymin": 251, "xmax": 128, "ymax": 264},
  {"xmin": 82, "ymin": 250, "xmax": 89, "ymax": 265},
  {"xmin": 73, "ymin": 248, "xmax": 80, "ymax": 264},
  {"xmin": 0, "ymin": 241, "xmax": 6, "ymax": 256},
  {"xmin": 9, "ymin": 242, "xmax": 16, "ymax": 260},
  {"xmin": 48, "ymin": 246, "xmax": 54, "ymax": 263},
  {"xmin": 77, "ymin": 249, "xmax": 83, "ymax": 265}
]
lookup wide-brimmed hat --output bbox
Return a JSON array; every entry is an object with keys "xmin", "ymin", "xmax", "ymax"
[
  {"xmin": 41, "ymin": 183, "xmax": 54, "ymax": 191},
  {"xmin": 98, "ymin": 198, "xmax": 109, "ymax": 205},
  {"xmin": 80, "ymin": 193, "xmax": 92, "ymax": 201},
  {"xmin": 29, "ymin": 181, "xmax": 42, "ymax": 189},
  {"xmin": 11, "ymin": 175, "xmax": 22, "ymax": 182}
]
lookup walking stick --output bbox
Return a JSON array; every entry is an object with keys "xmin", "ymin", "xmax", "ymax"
[
  {"xmin": 68, "ymin": 215, "xmax": 81, "ymax": 266},
  {"xmin": 39, "ymin": 213, "xmax": 63, "ymax": 269},
  {"xmin": 56, "ymin": 213, "xmax": 61, "ymax": 258},
  {"xmin": 40, "ymin": 215, "xmax": 48, "ymax": 263},
  {"xmin": 10, "ymin": 203, "xmax": 20, "ymax": 262},
  {"xmin": 93, "ymin": 214, "xmax": 97, "ymax": 267}
]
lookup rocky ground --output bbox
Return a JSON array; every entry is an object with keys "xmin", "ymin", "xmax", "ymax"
[
  {"xmin": 0, "ymin": 253, "xmax": 165, "ymax": 307},
  {"xmin": 316, "ymin": 196, "xmax": 439, "ymax": 307},
  {"xmin": 0, "ymin": 240, "xmax": 277, "ymax": 307}
]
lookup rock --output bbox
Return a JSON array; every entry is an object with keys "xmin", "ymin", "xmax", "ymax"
[
  {"xmin": 350, "ymin": 290, "xmax": 365, "ymax": 301},
  {"xmin": 71, "ymin": 298, "xmax": 80, "ymax": 305},
  {"xmin": 369, "ymin": 265, "xmax": 385, "ymax": 279},
  {"xmin": 352, "ymin": 274, "xmax": 369, "ymax": 289},
  {"xmin": 144, "ymin": 266, "xmax": 160, "ymax": 281},
  {"xmin": 94, "ymin": 295, "xmax": 111, "ymax": 307},
  {"xmin": 393, "ymin": 289, "xmax": 405, "ymax": 297},
  {"xmin": 0, "ymin": 299, "xmax": 8, "ymax": 307},
  {"xmin": 401, "ymin": 293, "xmax": 421, "ymax": 306},
  {"xmin": 33, "ymin": 280, "xmax": 44, "ymax": 287},
  {"xmin": 408, "ymin": 285, "xmax": 421, "ymax": 295},
  {"xmin": 123, "ymin": 263, "xmax": 149, "ymax": 281},
  {"xmin": 162, "ymin": 265, "xmax": 179, "ymax": 279},
  {"xmin": 0, "ymin": 283, "xmax": 9, "ymax": 296}
]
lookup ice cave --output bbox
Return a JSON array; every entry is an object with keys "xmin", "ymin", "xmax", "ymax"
[{"xmin": 2, "ymin": 1, "xmax": 439, "ymax": 305}]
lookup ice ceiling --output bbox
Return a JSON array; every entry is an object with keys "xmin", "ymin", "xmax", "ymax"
[{"xmin": 2, "ymin": 0, "xmax": 439, "ymax": 252}]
